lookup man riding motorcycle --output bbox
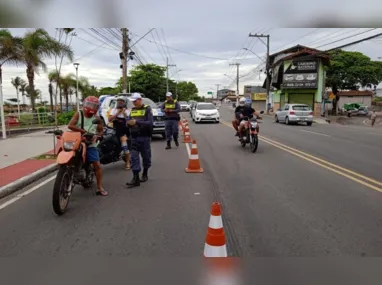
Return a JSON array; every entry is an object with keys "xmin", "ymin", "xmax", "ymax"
[
  {"xmin": 67, "ymin": 96, "xmax": 108, "ymax": 196},
  {"xmin": 232, "ymin": 97, "xmax": 261, "ymax": 140}
]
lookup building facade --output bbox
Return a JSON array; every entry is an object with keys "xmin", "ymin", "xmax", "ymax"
[
  {"xmin": 217, "ymin": 89, "xmax": 236, "ymax": 100},
  {"xmin": 244, "ymin": 85, "xmax": 267, "ymax": 111},
  {"xmin": 268, "ymin": 45, "xmax": 330, "ymax": 116}
]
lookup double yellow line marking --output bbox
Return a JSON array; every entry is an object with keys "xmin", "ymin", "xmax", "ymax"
[{"xmin": 220, "ymin": 120, "xmax": 382, "ymax": 193}]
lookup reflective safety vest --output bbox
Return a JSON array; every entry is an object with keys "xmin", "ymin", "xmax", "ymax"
[
  {"xmin": 130, "ymin": 105, "xmax": 151, "ymax": 137},
  {"xmin": 130, "ymin": 105, "xmax": 148, "ymax": 119},
  {"xmin": 164, "ymin": 99, "xmax": 177, "ymax": 109}
]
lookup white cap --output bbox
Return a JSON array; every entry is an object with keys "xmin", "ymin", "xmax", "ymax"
[
  {"xmin": 130, "ymin": 93, "xmax": 142, "ymax": 101},
  {"xmin": 166, "ymin": 92, "xmax": 172, "ymax": 97},
  {"xmin": 239, "ymin": 97, "xmax": 246, "ymax": 103}
]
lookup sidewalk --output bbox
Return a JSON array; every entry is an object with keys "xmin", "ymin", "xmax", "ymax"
[{"xmin": 0, "ymin": 129, "xmax": 64, "ymax": 198}]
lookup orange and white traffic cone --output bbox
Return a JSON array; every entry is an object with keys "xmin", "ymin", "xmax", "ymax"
[
  {"xmin": 185, "ymin": 140, "xmax": 203, "ymax": 172},
  {"xmin": 203, "ymin": 202, "xmax": 227, "ymax": 257},
  {"xmin": 183, "ymin": 130, "xmax": 192, "ymax": 143}
]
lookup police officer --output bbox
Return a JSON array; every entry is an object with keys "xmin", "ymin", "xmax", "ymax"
[
  {"xmin": 125, "ymin": 93, "xmax": 154, "ymax": 188},
  {"xmin": 161, "ymin": 92, "xmax": 181, "ymax": 150}
]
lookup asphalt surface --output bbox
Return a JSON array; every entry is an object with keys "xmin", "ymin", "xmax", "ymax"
[{"xmin": 1, "ymin": 105, "xmax": 382, "ymax": 259}]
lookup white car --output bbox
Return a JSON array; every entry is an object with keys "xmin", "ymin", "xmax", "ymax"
[
  {"xmin": 179, "ymin": 101, "xmax": 190, "ymax": 111},
  {"xmin": 192, "ymin": 102, "xmax": 220, "ymax": 123},
  {"xmin": 275, "ymin": 103, "xmax": 313, "ymax": 126}
]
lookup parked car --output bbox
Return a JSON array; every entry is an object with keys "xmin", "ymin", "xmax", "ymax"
[
  {"xmin": 179, "ymin": 101, "xmax": 190, "ymax": 111},
  {"xmin": 5, "ymin": 114, "xmax": 20, "ymax": 127},
  {"xmin": 192, "ymin": 102, "xmax": 220, "ymax": 123},
  {"xmin": 275, "ymin": 104, "xmax": 313, "ymax": 126}
]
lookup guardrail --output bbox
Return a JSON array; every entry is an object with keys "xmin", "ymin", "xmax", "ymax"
[{"xmin": 0, "ymin": 111, "xmax": 57, "ymax": 137}]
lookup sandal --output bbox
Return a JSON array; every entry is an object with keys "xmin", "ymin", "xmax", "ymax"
[{"xmin": 96, "ymin": 189, "xmax": 108, "ymax": 196}]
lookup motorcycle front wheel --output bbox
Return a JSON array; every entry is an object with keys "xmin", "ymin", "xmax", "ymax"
[
  {"xmin": 250, "ymin": 134, "xmax": 259, "ymax": 153},
  {"xmin": 52, "ymin": 165, "xmax": 74, "ymax": 215}
]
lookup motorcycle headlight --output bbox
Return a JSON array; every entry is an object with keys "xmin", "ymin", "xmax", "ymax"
[{"xmin": 63, "ymin": 141, "xmax": 76, "ymax": 151}]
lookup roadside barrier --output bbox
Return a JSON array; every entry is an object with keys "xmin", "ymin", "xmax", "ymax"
[{"xmin": 185, "ymin": 140, "xmax": 203, "ymax": 172}]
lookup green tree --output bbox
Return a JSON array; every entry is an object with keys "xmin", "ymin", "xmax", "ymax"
[
  {"xmin": 126, "ymin": 64, "xmax": 167, "ymax": 100},
  {"xmin": 175, "ymin": 81, "xmax": 198, "ymax": 101},
  {"xmin": 0, "ymin": 29, "xmax": 23, "ymax": 95},
  {"xmin": 99, "ymin": 86, "xmax": 119, "ymax": 95},
  {"xmin": 20, "ymin": 29, "xmax": 74, "ymax": 110},
  {"xmin": 326, "ymin": 50, "xmax": 382, "ymax": 112},
  {"xmin": 11, "ymin": 76, "xmax": 23, "ymax": 115}
]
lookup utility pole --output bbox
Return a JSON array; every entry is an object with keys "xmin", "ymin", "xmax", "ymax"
[
  {"xmin": 166, "ymin": 57, "xmax": 176, "ymax": 93},
  {"xmin": 215, "ymin": 84, "xmax": 220, "ymax": 100},
  {"xmin": 229, "ymin": 63, "xmax": 240, "ymax": 106},
  {"xmin": 121, "ymin": 28, "xmax": 129, "ymax": 93},
  {"xmin": 249, "ymin": 33, "xmax": 270, "ymax": 113}
]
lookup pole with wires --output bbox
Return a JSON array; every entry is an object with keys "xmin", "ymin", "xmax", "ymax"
[
  {"xmin": 166, "ymin": 57, "xmax": 176, "ymax": 93},
  {"xmin": 229, "ymin": 63, "xmax": 241, "ymax": 106},
  {"xmin": 121, "ymin": 28, "xmax": 129, "ymax": 93}
]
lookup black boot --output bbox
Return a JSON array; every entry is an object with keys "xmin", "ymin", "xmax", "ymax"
[
  {"xmin": 173, "ymin": 136, "xmax": 179, "ymax": 146},
  {"xmin": 165, "ymin": 141, "xmax": 171, "ymax": 150},
  {"xmin": 140, "ymin": 168, "xmax": 148, "ymax": 182},
  {"xmin": 126, "ymin": 171, "xmax": 140, "ymax": 188}
]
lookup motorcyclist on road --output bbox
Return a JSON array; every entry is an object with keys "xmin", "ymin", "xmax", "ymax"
[
  {"xmin": 108, "ymin": 96, "xmax": 131, "ymax": 170},
  {"xmin": 232, "ymin": 97, "xmax": 261, "ymax": 140},
  {"xmin": 68, "ymin": 96, "xmax": 108, "ymax": 196}
]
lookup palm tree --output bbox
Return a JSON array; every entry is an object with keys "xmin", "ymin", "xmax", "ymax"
[
  {"xmin": 60, "ymin": 73, "xmax": 76, "ymax": 110},
  {"xmin": 11, "ymin": 76, "xmax": 22, "ymax": 116},
  {"xmin": 48, "ymin": 70, "xmax": 60, "ymax": 112},
  {"xmin": 20, "ymin": 29, "xmax": 74, "ymax": 111},
  {"xmin": 0, "ymin": 29, "xmax": 23, "ymax": 84},
  {"xmin": 19, "ymin": 80, "xmax": 27, "ymax": 106}
]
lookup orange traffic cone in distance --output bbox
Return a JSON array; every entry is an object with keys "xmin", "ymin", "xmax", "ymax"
[
  {"xmin": 183, "ymin": 131, "xmax": 192, "ymax": 143},
  {"xmin": 185, "ymin": 140, "xmax": 203, "ymax": 172},
  {"xmin": 203, "ymin": 202, "xmax": 227, "ymax": 257}
]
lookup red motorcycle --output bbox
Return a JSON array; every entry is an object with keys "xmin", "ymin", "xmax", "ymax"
[{"xmin": 239, "ymin": 111, "xmax": 263, "ymax": 153}]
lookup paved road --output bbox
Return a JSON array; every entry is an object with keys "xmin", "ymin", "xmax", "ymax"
[{"xmin": 1, "ymin": 107, "xmax": 382, "ymax": 258}]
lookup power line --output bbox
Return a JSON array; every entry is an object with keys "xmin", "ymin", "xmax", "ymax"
[{"xmin": 315, "ymin": 28, "xmax": 378, "ymax": 48}]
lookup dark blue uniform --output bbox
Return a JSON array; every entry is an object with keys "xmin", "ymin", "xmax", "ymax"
[
  {"xmin": 161, "ymin": 99, "xmax": 180, "ymax": 148},
  {"xmin": 126, "ymin": 104, "xmax": 153, "ymax": 187}
]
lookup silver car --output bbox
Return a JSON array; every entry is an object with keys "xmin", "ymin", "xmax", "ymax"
[{"xmin": 275, "ymin": 104, "xmax": 313, "ymax": 126}]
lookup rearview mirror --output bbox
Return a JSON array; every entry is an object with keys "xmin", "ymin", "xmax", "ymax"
[
  {"xmin": 92, "ymin": 118, "xmax": 101, "ymax": 125},
  {"xmin": 260, "ymin": 110, "xmax": 264, "ymax": 114}
]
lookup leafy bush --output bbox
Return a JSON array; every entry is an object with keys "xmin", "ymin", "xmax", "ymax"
[{"xmin": 57, "ymin": 111, "xmax": 75, "ymax": 125}]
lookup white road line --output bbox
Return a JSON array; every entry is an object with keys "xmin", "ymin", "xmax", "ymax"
[
  {"xmin": 0, "ymin": 175, "xmax": 55, "ymax": 211},
  {"xmin": 185, "ymin": 142, "xmax": 191, "ymax": 157},
  {"xmin": 300, "ymin": 129, "xmax": 331, "ymax": 137}
]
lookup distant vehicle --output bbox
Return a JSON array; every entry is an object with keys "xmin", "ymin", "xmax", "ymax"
[
  {"xmin": 357, "ymin": 106, "xmax": 369, "ymax": 116},
  {"xmin": 5, "ymin": 115, "xmax": 20, "ymax": 127},
  {"xmin": 179, "ymin": 101, "xmax": 190, "ymax": 111},
  {"xmin": 275, "ymin": 104, "xmax": 313, "ymax": 126},
  {"xmin": 189, "ymin": 102, "xmax": 197, "ymax": 115},
  {"xmin": 192, "ymin": 102, "xmax": 220, "ymax": 123}
]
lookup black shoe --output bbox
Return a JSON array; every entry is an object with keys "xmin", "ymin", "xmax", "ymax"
[
  {"xmin": 140, "ymin": 168, "xmax": 148, "ymax": 182},
  {"xmin": 126, "ymin": 172, "xmax": 140, "ymax": 188},
  {"xmin": 174, "ymin": 137, "xmax": 179, "ymax": 146},
  {"xmin": 165, "ymin": 141, "xmax": 171, "ymax": 150},
  {"xmin": 234, "ymin": 132, "xmax": 239, "ymax": 137}
]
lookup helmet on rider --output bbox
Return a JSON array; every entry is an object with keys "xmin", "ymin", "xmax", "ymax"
[
  {"xmin": 83, "ymin": 96, "xmax": 99, "ymax": 116},
  {"xmin": 239, "ymin": 97, "xmax": 246, "ymax": 107},
  {"xmin": 116, "ymin": 96, "xmax": 127, "ymax": 108}
]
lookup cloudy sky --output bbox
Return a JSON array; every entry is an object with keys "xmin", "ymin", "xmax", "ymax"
[{"xmin": 2, "ymin": 27, "xmax": 382, "ymax": 102}]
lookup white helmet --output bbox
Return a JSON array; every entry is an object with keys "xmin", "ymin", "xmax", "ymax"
[
  {"xmin": 239, "ymin": 97, "xmax": 246, "ymax": 106},
  {"xmin": 166, "ymin": 92, "xmax": 173, "ymax": 97}
]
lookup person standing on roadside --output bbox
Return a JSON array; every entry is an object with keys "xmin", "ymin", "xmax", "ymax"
[
  {"xmin": 370, "ymin": 110, "xmax": 377, "ymax": 127},
  {"xmin": 108, "ymin": 96, "xmax": 131, "ymax": 170},
  {"xmin": 125, "ymin": 93, "xmax": 153, "ymax": 188},
  {"xmin": 161, "ymin": 92, "xmax": 181, "ymax": 150}
]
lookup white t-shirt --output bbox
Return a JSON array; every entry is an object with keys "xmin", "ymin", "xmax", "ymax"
[{"xmin": 110, "ymin": 108, "xmax": 130, "ymax": 118}]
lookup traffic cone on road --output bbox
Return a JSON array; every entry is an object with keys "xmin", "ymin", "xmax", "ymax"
[
  {"xmin": 185, "ymin": 140, "xmax": 203, "ymax": 172},
  {"xmin": 183, "ymin": 130, "xmax": 192, "ymax": 143},
  {"xmin": 203, "ymin": 202, "xmax": 227, "ymax": 257}
]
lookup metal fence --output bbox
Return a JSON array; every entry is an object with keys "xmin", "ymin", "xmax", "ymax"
[{"xmin": 0, "ymin": 111, "xmax": 57, "ymax": 137}]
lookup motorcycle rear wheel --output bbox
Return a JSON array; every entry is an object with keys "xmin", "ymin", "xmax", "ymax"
[
  {"xmin": 250, "ymin": 134, "xmax": 259, "ymax": 153},
  {"xmin": 52, "ymin": 165, "xmax": 74, "ymax": 215}
]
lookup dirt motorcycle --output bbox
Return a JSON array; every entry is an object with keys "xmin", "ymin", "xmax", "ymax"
[
  {"xmin": 97, "ymin": 121, "xmax": 127, "ymax": 165},
  {"xmin": 238, "ymin": 111, "xmax": 264, "ymax": 153},
  {"xmin": 52, "ymin": 118, "xmax": 101, "ymax": 215}
]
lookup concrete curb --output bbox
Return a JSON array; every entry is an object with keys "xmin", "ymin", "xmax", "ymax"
[{"xmin": 0, "ymin": 163, "xmax": 58, "ymax": 199}]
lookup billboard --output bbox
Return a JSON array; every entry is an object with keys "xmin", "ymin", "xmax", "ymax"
[
  {"xmin": 282, "ymin": 59, "xmax": 318, "ymax": 89},
  {"xmin": 251, "ymin": 93, "xmax": 267, "ymax": 101}
]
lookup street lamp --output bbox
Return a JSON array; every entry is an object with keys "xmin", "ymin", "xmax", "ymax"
[{"xmin": 73, "ymin": 63, "xmax": 80, "ymax": 111}]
